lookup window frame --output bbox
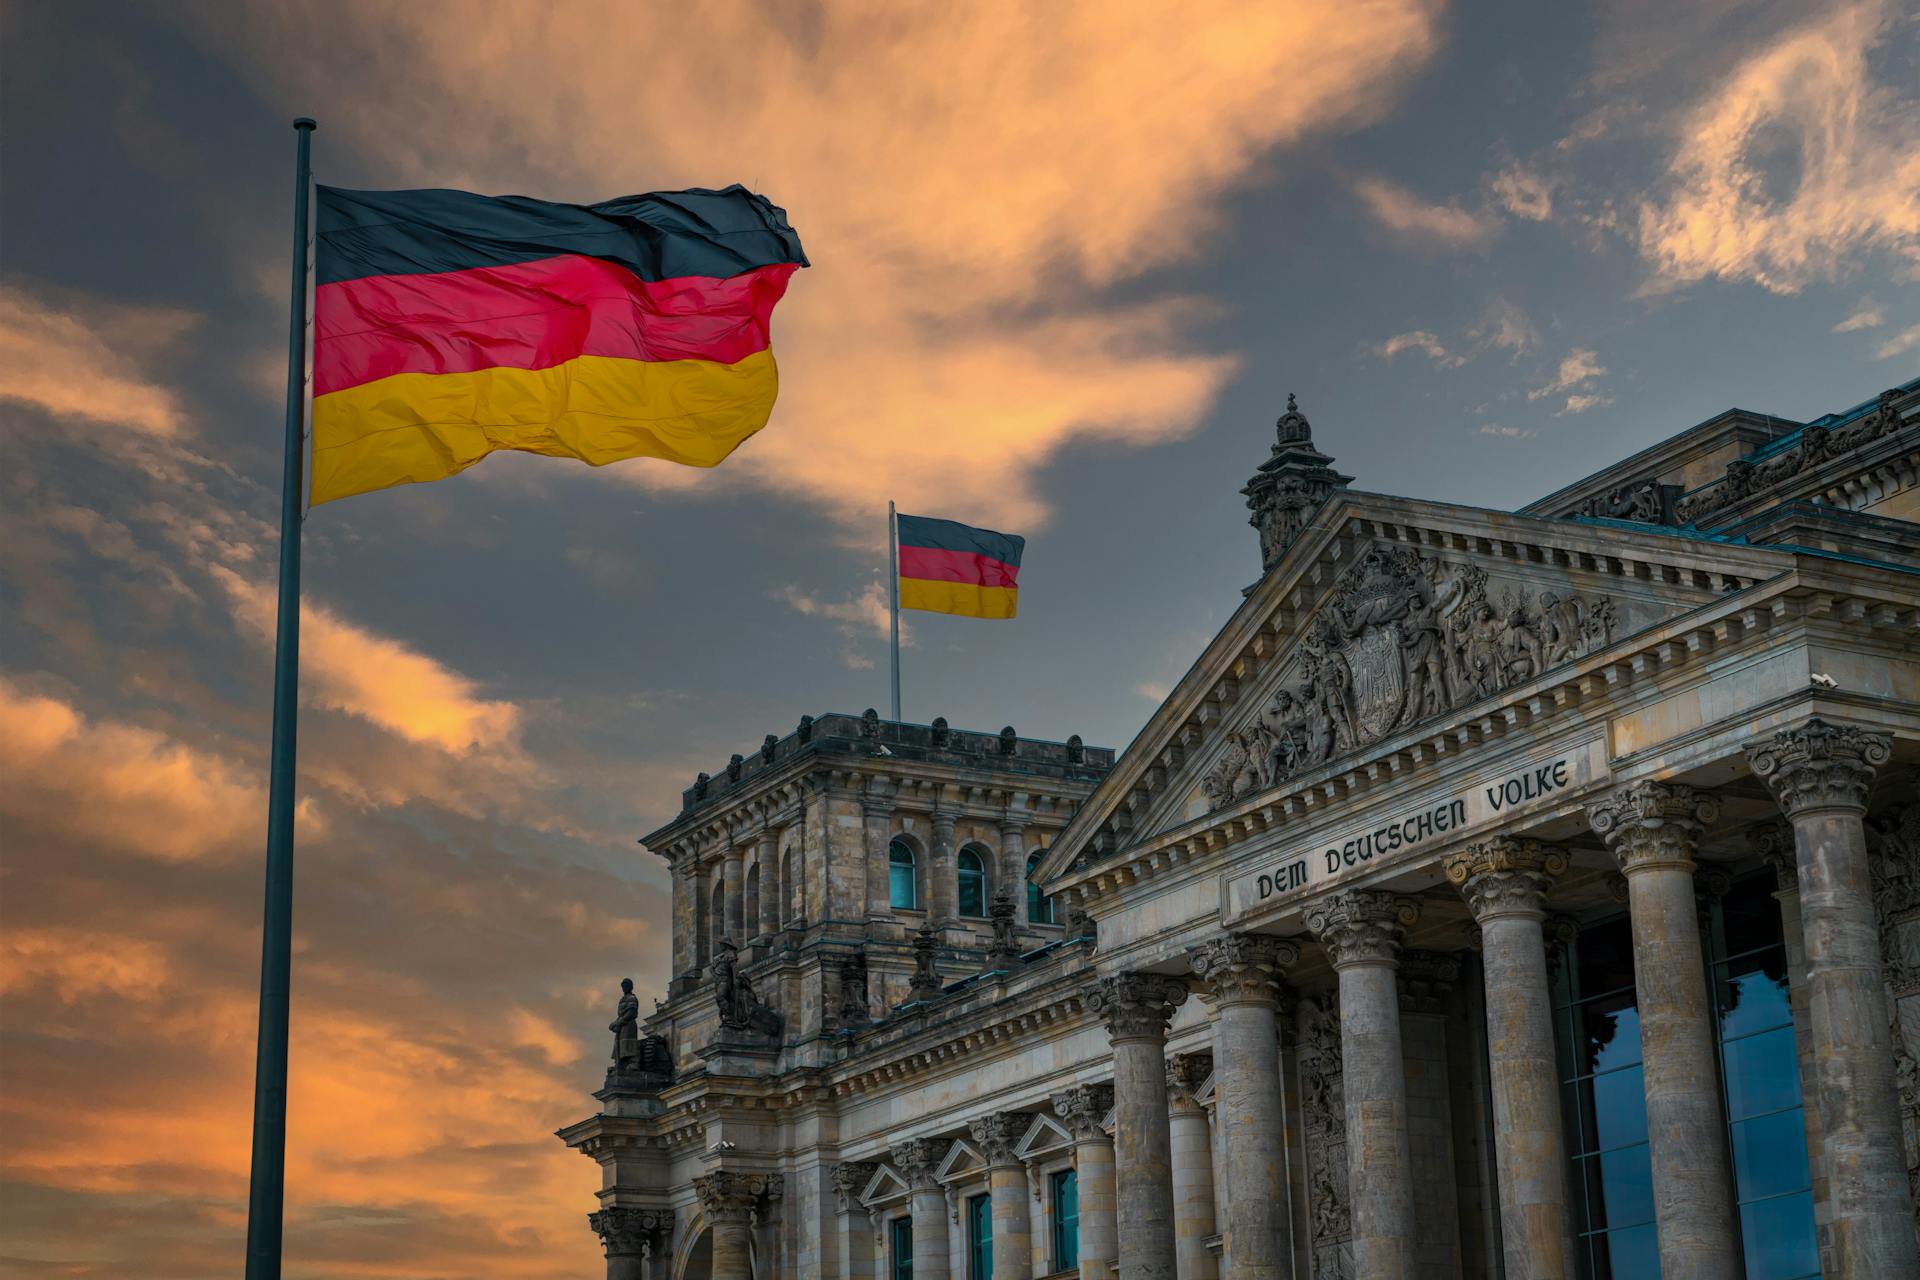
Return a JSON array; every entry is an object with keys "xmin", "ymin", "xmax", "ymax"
[
  {"xmin": 888, "ymin": 837, "xmax": 920, "ymax": 911},
  {"xmin": 889, "ymin": 1214, "xmax": 913, "ymax": 1280},
  {"xmin": 1026, "ymin": 849, "xmax": 1055, "ymax": 926},
  {"xmin": 957, "ymin": 844, "xmax": 990, "ymax": 918},
  {"xmin": 1049, "ymin": 1166, "xmax": 1079, "ymax": 1271}
]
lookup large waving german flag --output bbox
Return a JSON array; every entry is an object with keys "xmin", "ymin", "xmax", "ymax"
[{"xmin": 310, "ymin": 184, "xmax": 806, "ymax": 505}]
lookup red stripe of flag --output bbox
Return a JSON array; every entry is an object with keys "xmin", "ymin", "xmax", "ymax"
[
  {"xmin": 313, "ymin": 256, "xmax": 796, "ymax": 396},
  {"xmin": 898, "ymin": 545, "xmax": 1020, "ymax": 587}
]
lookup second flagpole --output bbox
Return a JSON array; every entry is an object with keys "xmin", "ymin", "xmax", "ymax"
[{"xmin": 887, "ymin": 500, "xmax": 901, "ymax": 720}]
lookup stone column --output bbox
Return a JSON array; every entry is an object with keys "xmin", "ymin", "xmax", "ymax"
[
  {"xmin": 1086, "ymin": 972, "xmax": 1189, "ymax": 1280},
  {"xmin": 694, "ymin": 1173, "xmax": 772, "ymax": 1280},
  {"xmin": 863, "ymin": 780, "xmax": 897, "ymax": 922},
  {"xmin": 1747, "ymin": 722, "xmax": 1917, "ymax": 1278},
  {"xmin": 755, "ymin": 829, "xmax": 780, "ymax": 941},
  {"xmin": 1053, "ymin": 1083, "xmax": 1117, "ymax": 1280},
  {"xmin": 971, "ymin": 1113, "xmax": 1033, "ymax": 1280},
  {"xmin": 1001, "ymin": 811, "xmax": 1029, "ymax": 926},
  {"xmin": 1188, "ymin": 932, "xmax": 1297, "ymax": 1279},
  {"xmin": 1754, "ymin": 818, "xmax": 1831, "ymax": 1233},
  {"xmin": 893, "ymin": 1138, "xmax": 951, "ymax": 1280},
  {"xmin": 1586, "ymin": 781, "xmax": 1739, "ymax": 1280},
  {"xmin": 930, "ymin": 806, "xmax": 958, "ymax": 923},
  {"xmin": 671, "ymin": 855, "xmax": 697, "ymax": 985},
  {"xmin": 1443, "ymin": 837, "xmax": 1578, "ymax": 1280},
  {"xmin": 1166, "ymin": 1053, "xmax": 1219, "ymax": 1280},
  {"xmin": 722, "ymin": 839, "xmax": 746, "ymax": 947},
  {"xmin": 833, "ymin": 1163, "xmax": 880, "ymax": 1279},
  {"xmin": 1305, "ymin": 889, "xmax": 1419, "ymax": 1280},
  {"xmin": 588, "ymin": 1206, "xmax": 672, "ymax": 1280}
]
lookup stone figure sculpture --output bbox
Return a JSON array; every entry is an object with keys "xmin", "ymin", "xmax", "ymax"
[
  {"xmin": 610, "ymin": 977, "xmax": 641, "ymax": 1061},
  {"xmin": 709, "ymin": 940, "xmax": 782, "ymax": 1038},
  {"xmin": 1201, "ymin": 542, "xmax": 1619, "ymax": 810}
]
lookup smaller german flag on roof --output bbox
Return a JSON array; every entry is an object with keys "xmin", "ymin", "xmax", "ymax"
[{"xmin": 896, "ymin": 514, "xmax": 1024, "ymax": 619}]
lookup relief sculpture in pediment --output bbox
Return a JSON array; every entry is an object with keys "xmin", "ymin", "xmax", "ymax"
[{"xmin": 1201, "ymin": 544, "xmax": 1616, "ymax": 810}]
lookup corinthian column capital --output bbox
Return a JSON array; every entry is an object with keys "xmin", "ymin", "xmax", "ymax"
[
  {"xmin": 1305, "ymin": 888, "xmax": 1419, "ymax": 969},
  {"xmin": 1051, "ymin": 1082, "xmax": 1113, "ymax": 1141},
  {"xmin": 830, "ymin": 1161, "xmax": 878, "ymax": 1213},
  {"xmin": 588, "ymin": 1206, "xmax": 673, "ymax": 1259},
  {"xmin": 1187, "ymin": 932, "xmax": 1298, "ymax": 1006},
  {"xmin": 968, "ymin": 1112, "xmax": 1028, "ymax": 1169},
  {"xmin": 1085, "ymin": 972, "xmax": 1189, "ymax": 1041},
  {"xmin": 692, "ymin": 1171, "xmax": 776, "ymax": 1221},
  {"xmin": 1745, "ymin": 718, "xmax": 1892, "ymax": 818},
  {"xmin": 890, "ymin": 1138, "xmax": 950, "ymax": 1191},
  {"xmin": 1443, "ymin": 836, "xmax": 1570, "ymax": 922},
  {"xmin": 1585, "ymin": 780, "xmax": 1718, "ymax": 875}
]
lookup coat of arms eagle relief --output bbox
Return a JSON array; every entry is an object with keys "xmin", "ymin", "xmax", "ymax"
[{"xmin": 1201, "ymin": 543, "xmax": 1618, "ymax": 811}]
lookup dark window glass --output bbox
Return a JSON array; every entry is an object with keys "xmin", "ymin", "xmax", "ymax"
[
  {"xmin": 967, "ymin": 1192, "xmax": 992, "ymax": 1279},
  {"xmin": 1592, "ymin": 1223, "xmax": 1659, "ymax": 1278},
  {"xmin": 1571, "ymin": 989, "xmax": 1643, "ymax": 1076},
  {"xmin": 1717, "ymin": 956, "xmax": 1792, "ymax": 1042},
  {"xmin": 890, "ymin": 839, "xmax": 918, "ymax": 910},
  {"xmin": 891, "ymin": 1216, "xmax": 913, "ymax": 1280},
  {"xmin": 1027, "ymin": 850, "xmax": 1054, "ymax": 925},
  {"xmin": 958, "ymin": 847, "xmax": 988, "ymax": 918},
  {"xmin": 1731, "ymin": 1109, "xmax": 1813, "ymax": 1203},
  {"xmin": 1051, "ymin": 1168, "xmax": 1079, "ymax": 1269},
  {"xmin": 1579, "ymin": 1146, "xmax": 1655, "ymax": 1229},
  {"xmin": 1588, "ymin": 1066, "xmax": 1649, "ymax": 1152},
  {"xmin": 1723, "ymin": 1027, "xmax": 1801, "ymax": 1122},
  {"xmin": 1739, "ymin": 1190, "xmax": 1820, "ymax": 1280}
]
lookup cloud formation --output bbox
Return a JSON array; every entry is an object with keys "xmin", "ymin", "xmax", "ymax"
[
  {"xmin": 1876, "ymin": 323, "xmax": 1920, "ymax": 360},
  {"xmin": 1352, "ymin": 174, "xmax": 1501, "ymax": 250},
  {"xmin": 1833, "ymin": 300, "xmax": 1885, "ymax": 331},
  {"xmin": 199, "ymin": 0, "xmax": 1444, "ymax": 536},
  {"xmin": 1635, "ymin": 1, "xmax": 1920, "ymax": 293},
  {"xmin": 0, "ymin": 285, "xmax": 197, "ymax": 438},
  {"xmin": 1370, "ymin": 330, "xmax": 1467, "ymax": 367}
]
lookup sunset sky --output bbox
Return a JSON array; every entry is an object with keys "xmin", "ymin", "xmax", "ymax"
[{"xmin": 3, "ymin": 1, "xmax": 1918, "ymax": 1276}]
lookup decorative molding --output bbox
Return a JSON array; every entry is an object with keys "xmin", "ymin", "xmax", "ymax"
[
  {"xmin": 1166, "ymin": 1052, "xmax": 1214, "ymax": 1109},
  {"xmin": 587, "ymin": 1206, "xmax": 672, "ymax": 1259},
  {"xmin": 1305, "ymin": 889, "xmax": 1419, "ymax": 969},
  {"xmin": 891, "ymin": 1138, "xmax": 950, "ymax": 1191},
  {"xmin": 968, "ymin": 1113, "xmax": 1029, "ymax": 1168},
  {"xmin": 693, "ymin": 1171, "xmax": 779, "ymax": 1219},
  {"xmin": 1202, "ymin": 542, "xmax": 1615, "ymax": 812},
  {"xmin": 1676, "ymin": 388, "xmax": 1911, "ymax": 525},
  {"xmin": 830, "ymin": 1162, "xmax": 880, "ymax": 1213},
  {"xmin": 1443, "ymin": 836, "xmax": 1569, "ymax": 923},
  {"xmin": 1397, "ymin": 949, "xmax": 1460, "ymax": 1014},
  {"xmin": 1085, "ymin": 972, "xmax": 1189, "ymax": 1041},
  {"xmin": 1052, "ymin": 1082, "xmax": 1115, "ymax": 1142},
  {"xmin": 1585, "ymin": 781, "xmax": 1718, "ymax": 876},
  {"xmin": 1746, "ymin": 719, "xmax": 1893, "ymax": 819},
  {"xmin": 1188, "ymin": 933, "xmax": 1299, "ymax": 1006},
  {"xmin": 1299, "ymin": 993, "xmax": 1353, "ymax": 1274}
]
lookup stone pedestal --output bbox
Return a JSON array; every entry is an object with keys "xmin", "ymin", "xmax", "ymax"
[
  {"xmin": 1306, "ymin": 890, "xmax": 1420, "ymax": 1280},
  {"xmin": 1167, "ymin": 1053, "xmax": 1219, "ymax": 1280},
  {"xmin": 970, "ymin": 1113, "xmax": 1033, "ymax": 1280},
  {"xmin": 1054, "ymin": 1083, "xmax": 1117, "ymax": 1280},
  {"xmin": 1444, "ymin": 837, "xmax": 1577, "ymax": 1280},
  {"xmin": 893, "ymin": 1139, "xmax": 951, "ymax": 1280},
  {"xmin": 1189, "ymin": 933, "xmax": 1297, "ymax": 1279},
  {"xmin": 1087, "ymin": 972, "xmax": 1189, "ymax": 1280},
  {"xmin": 1587, "ymin": 781, "xmax": 1739, "ymax": 1280},
  {"xmin": 588, "ymin": 1206, "xmax": 672, "ymax": 1280},
  {"xmin": 1748, "ymin": 722, "xmax": 1918, "ymax": 1279}
]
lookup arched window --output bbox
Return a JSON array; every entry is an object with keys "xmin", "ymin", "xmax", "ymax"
[
  {"xmin": 889, "ymin": 838, "xmax": 918, "ymax": 910},
  {"xmin": 1027, "ymin": 850, "xmax": 1055, "ymax": 925},
  {"xmin": 957, "ymin": 845, "xmax": 989, "ymax": 918},
  {"xmin": 743, "ymin": 863, "xmax": 761, "ymax": 939}
]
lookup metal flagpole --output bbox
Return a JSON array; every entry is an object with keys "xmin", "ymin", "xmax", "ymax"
[
  {"xmin": 888, "ymin": 500, "xmax": 901, "ymax": 721},
  {"xmin": 244, "ymin": 116, "xmax": 316, "ymax": 1280}
]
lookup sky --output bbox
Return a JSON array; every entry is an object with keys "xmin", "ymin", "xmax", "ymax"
[{"xmin": 1, "ymin": 1, "xmax": 1917, "ymax": 1275}]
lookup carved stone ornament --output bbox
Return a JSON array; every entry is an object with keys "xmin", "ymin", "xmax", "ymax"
[
  {"xmin": 1085, "ymin": 971, "xmax": 1190, "ymax": 1041},
  {"xmin": 708, "ymin": 940, "xmax": 783, "ymax": 1039},
  {"xmin": 999, "ymin": 725, "xmax": 1018, "ymax": 755},
  {"xmin": 1298, "ymin": 992, "xmax": 1352, "ymax": 1267},
  {"xmin": 906, "ymin": 925, "xmax": 943, "ymax": 1001},
  {"xmin": 588, "ymin": 1206, "xmax": 673, "ymax": 1258},
  {"xmin": 1188, "ymin": 933, "xmax": 1299, "ymax": 1006},
  {"xmin": 1067, "ymin": 733, "xmax": 1086, "ymax": 764},
  {"xmin": 1052, "ymin": 1082, "xmax": 1114, "ymax": 1141},
  {"xmin": 1201, "ymin": 541, "xmax": 1616, "ymax": 811},
  {"xmin": 985, "ymin": 885, "xmax": 1021, "ymax": 969},
  {"xmin": 930, "ymin": 716, "xmax": 952, "ymax": 748},
  {"xmin": 891, "ymin": 1137, "xmax": 950, "ymax": 1190},
  {"xmin": 969, "ymin": 1112, "xmax": 1028, "ymax": 1167},
  {"xmin": 1676, "ymin": 388, "xmax": 1910, "ymax": 525},
  {"xmin": 1397, "ymin": 949, "xmax": 1460, "ymax": 1014},
  {"xmin": 693, "ymin": 1171, "xmax": 778, "ymax": 1218},
  {"xmin": 1746, "ymin": 719, "xmax": 1893, "ymax": 818},
  {"xmin": 831, "ymin": 1161, "xmax": 879, "ymax": 1213},
  {"xmin": 1749, "ymin": 819, "xmax": 1799, "ymax": 893},
  {"xmin": 1305, "ymin": 889, "xmax": 1420, "ymax": 969},
  {"xmin": 1872, "ymin": 803, "xmax": 1920, "ymax": 995},
  {"xmin": 1584, "ymin": 780, "xmax": 1718, "ymax": 876},
  {"xmin": 861, "ymin": 707, "xmax": 882, "ymax": 738},
  {"xmin": 838, "ymin": 952, "xmax": 870, "ymax": 1025},
  {"xmin": 1166, "ymin": 1051, "xmax": 1214, "ymax": 1106},
  {"xmin": 1442, "ymin": 836, "xmax": 1569, "ymax": 922},
  {"xmin": 1243, "ymin": 394, "xmax": 1354, "ymax": 573},
  {"xmin": 726, "ymin": 752, "xmax": 744, "ymax": 783},
  {"xmin": 796, "ymin": 714, "xmax": 815, "ymax": 743},
  {"xmin": 761, "ymin": 733, "xmax": 778, "ymax": 764}
]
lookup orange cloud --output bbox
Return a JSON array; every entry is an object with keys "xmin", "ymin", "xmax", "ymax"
[
  {"xmin": 0, "ymin": 284, "xmax": 197, "ymax": 437},
  {"xmin": 0, "ymin": 676, "xmax": 299, "ymax": 863},
  {"xmin": 212, "ymin": 567, "xmax": 521, "ymax": 756},
  {"xmin": 1636, "ymin": 1, "xmax": 1920, "ymax": 293},
  {"xmin": 197, "ymin": 0, "xmax": 1444, "ymax": 534},
  {"xmin": 1352, "ymin": 174, "xmax": 1501, "ymax": 250}
]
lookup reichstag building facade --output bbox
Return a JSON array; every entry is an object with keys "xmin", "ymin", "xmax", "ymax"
[{"xmin": 560, "ymin": 379, "xmax": 1919, "ymax": 1280}]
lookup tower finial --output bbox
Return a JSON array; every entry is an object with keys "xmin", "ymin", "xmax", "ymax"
[{"xmin": 1241, "ymin": 391, "xmax": 1351, "ymax": 577}]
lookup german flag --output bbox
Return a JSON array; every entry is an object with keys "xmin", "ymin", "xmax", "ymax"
[
  {"xmin": 310, "ymin": 184, "xmax": 807, "ymax": 505},
  {"xmin": 896, "ymin": 514, "xmax": 1025, "ymax": 619}
]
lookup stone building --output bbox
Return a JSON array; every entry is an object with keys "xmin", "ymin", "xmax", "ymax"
[{"xmin": 560, "ymin": 378, "xmax": 1920, "ymax": 1280}]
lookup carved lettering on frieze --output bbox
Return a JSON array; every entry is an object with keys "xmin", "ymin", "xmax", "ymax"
[{"xmin": 1201, "ymin": 543, "xmax": 1616, "ymax": 812}]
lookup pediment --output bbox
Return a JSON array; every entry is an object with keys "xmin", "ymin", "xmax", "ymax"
[
  {"xmin": 860, "ymin": 1165, "xmax": 910, "ymax": 1206},
  {"xmin": 1015, "ymin": 1114, "xmax": 1072, "ymax": 1159},
  {"xmin": 1033, "ymin": 492, "xmax": 1796, "ymax": 883}
]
